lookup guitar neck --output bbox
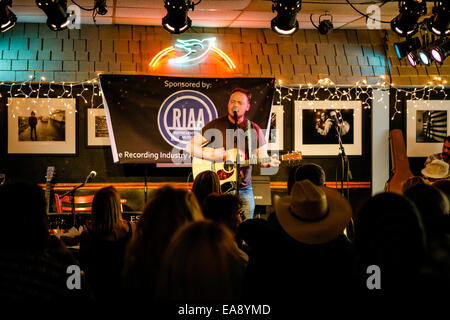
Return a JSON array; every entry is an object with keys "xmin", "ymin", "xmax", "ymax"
[{"xmin": 45, "ymin": 180, "xmax": 51, "ymax": 214}]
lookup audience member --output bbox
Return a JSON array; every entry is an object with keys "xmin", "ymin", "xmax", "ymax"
[
  {"xmin": 155, "ymin": 221, "xmax": 246, "ymax": 301},
  {"xmin": 122, "ymin": 186, "xmax": 203, "ymax": 301},
  {"xmin": 203, "ymin": 193, "xmax": 244, "ymax": 235},
  {"xmin": 354, "ymin": 192, "xmax": 427, "ymax": 294},
  {"xmin": 402, "ymin": 184, "xmax": 450, "ymax": 287},
  {"xmin": 421, "ymin": 159, "xmax": 449, "ymax": 183},
  {"xmin": 79, "ymin": 186, "xmax": 135, "ymax": 301},
  {"xmin": 191, "ymin": 170, "xmax": 221, "ymax": 209},
  {"xmin": 432, "ymin": 178, "xmax": 450, "ymax": 201},
  {"xmin": 0, "ymin": 182, "xmax": 92, "ymax": 301},
  {"xmin": 203, "ymin": 193, "xmax": 248, "ymax": 260},
  {"xmin": 240, "ymin": 180, "xmax": 355, "ymax": 301},
  {"xmin": 401, "ymin": 176, "xmax": 428, "ymax": 194},
  {"xmin": 275, "ymin": 162, "xmax": 326, "ymax": 222},
  {"xmin": 286, "ymin": 162, "xmax": 325, "ymax": 195},
  {"xmin": 403, "ymin": 183, "xmax": 449, "ymax": 237}
]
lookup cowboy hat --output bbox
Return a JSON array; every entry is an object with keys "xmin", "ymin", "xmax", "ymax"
[
  {"xmin": 421, "ymin": 159, "xmax": 449, "ymax": 179},
  {"xmin": 275, "ymin": 180, "xmax": 352, "ymax": 244}
]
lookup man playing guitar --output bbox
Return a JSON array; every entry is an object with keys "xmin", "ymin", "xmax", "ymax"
[{"xmin": 187, "ymin": 88, "xmax": 280, "ymax": 219}]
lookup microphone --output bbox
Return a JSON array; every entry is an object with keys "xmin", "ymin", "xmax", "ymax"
[
  {"xmin": 85, "ymin": 171, "xmax": 97, "ymax": 184},
  {"xmin": 232, "ymin": 107, "xmax": 238, "ymax": 123},
  {"xmin": 330, "ymin": 111, "xmax": 341, "ymax": 126}
]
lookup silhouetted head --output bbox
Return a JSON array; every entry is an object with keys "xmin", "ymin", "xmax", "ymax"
[
  {"xmin": 156, "ymin": 220, "xmax": 245, "ymax": 301},
  {"xmin": 287, "ymin": 163, "xmax": 326, "ymax": 194},
  {"xmin": 401, "ymin": 176, "xmax": 427, "ymax": 194},
  {"xmin": 191, "ymin": 170, "xmax": 221, "ymax": 208},
  {"xmin": 355, "ymin": 192, "xmax": 426, "ymax": 288},
  {"xmin": 432, "ymin": 179, "xmax": 450, "ymax": 202},
  {"xmin": 202, "ymin": 193, "xmax": 243, "ymax": 234},
  {"xmin": 403, "ymin": 183, "xmax": 449, "ymax": 237},
  {"xmin": 91, "ymin": 185, "xmax": 122, "ymax": 236},
  {"xmin": 0, "ymin": 181, "xmax": 49, "ymax": 252}
]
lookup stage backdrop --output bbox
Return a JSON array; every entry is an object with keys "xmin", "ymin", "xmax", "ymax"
[{"xmin": 99, "ymin": 75, "xmax": 275, "ymax": 164}]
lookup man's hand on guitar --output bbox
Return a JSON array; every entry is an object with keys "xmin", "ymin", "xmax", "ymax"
[{"xmin": 260, "ymin": 154, "xmax": 281, "ymax": 168}]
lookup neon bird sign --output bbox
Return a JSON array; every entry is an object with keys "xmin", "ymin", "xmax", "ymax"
[{"xmin": 149, "ymin": 37, "xmax": 236, "ymax": 70}]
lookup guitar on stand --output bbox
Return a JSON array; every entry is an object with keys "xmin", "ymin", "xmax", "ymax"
[
  {"xmin": 45, "ymin": 166, "xmax": 55, "ymax": 214},
  {"xmin": 192, "ymin": 149, "xmax": 303, "ymax": 191}
]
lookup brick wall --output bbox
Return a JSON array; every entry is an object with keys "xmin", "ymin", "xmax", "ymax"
[{"xmin": 0, "ymin": 23, "xmax": 448, "ymax": 85}]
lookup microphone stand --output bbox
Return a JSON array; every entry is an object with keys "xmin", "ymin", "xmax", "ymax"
[
  {"xmin": 334, "ymin": 123, "xmax": 354, "ymax": 239},
  {"xmin": 59, "ymin": 181, "xmax": 87, "ymax": 228},
  {"xmin": 234, "ymin": 111, "xmax": 240, "ymax": 198}
]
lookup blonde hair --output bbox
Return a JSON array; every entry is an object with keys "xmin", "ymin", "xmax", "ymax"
[{"xmin": 91, "ymin": 186, "xmax": 122, "ymax": 236}]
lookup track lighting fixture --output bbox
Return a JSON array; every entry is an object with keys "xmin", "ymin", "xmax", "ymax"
[
  {"xmin": 271, "ymin": 0, "xmax": 302, "ymax": 35},
  {"xmin": 430, "ymin": 37, "xmax": 450, "ymax": 63},
  {"xmin": 407, "ymin": 50, "xmax": 421, "ymax": 67},
  {"xmin": 427, "ymin": 1, "xmax": 450, "ymax": 36},
  {"xmin": 0, "ymin": 0, "xmax": 16, "ymax": 32},
  {"xmin": 36, "ymin": 0, "xmax": 71, "ymax": 31},
  {"xmin": 394, "ymin": 37, "xmax": 421, "ymax": 59},
  {"xmin": 162, "ymin": 0, "xmax": 198, "ymax": 34},
  {"xmin": 391, "ymin": 0, "xmax": 427, "ymax": 37}
]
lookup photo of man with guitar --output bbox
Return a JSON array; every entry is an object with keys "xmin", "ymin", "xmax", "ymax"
[{"xmin": 187, "ymin": 88, "xmax": 281, "ymax": 219}]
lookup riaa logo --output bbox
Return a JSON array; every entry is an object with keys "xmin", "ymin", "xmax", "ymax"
[{"xmin": 158, "ymin": 90, "xmax": 218, "ymax": 149}]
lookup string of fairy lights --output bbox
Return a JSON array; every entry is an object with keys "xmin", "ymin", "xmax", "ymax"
[
  {"xmin": 0, "ymin": 75, "xmax": 448, "ymax": 121},
  {"xmin": 1, "ymin": 76, "xmax": 102, "ymax": 119},
  {"xmin": 275, "ymin": 76, "xmax": 449, "ymax": 121}
]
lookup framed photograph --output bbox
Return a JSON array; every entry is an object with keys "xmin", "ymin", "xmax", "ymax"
[
  {"xmin": 267, "ymin": 104, "xmax": 284, "ymax": 150},
  {"xmin": 294, "ymin": 100, "xmax": 362, "ymax": 156},
  {"xmin": 406, "ymin": 100, "xmax": 449, "ymax": 157},
  {"xmin": 87, "ymin": 108, "xmax": 111, "ymax": 146},
  {"xmin": 8, "ymin": 98, "xmax": 76, "ymax": 154}
]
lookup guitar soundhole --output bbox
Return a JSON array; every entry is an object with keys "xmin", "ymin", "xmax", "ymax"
[{"xmin": 223, "ymin": 160, "xmax": 234, "ymax": 172}]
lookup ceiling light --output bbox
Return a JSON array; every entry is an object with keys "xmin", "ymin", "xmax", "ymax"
[
  {"xmin": 36, "ymin": 0, "xmax": 71, "ymax": 31},
  {"xmin": 0, "ymin": 0, "xmax": 16, "ymax": 32},
  {"xmin": 318, "ymin": 13, "xmax": 333, "ymax": 35},
  {"xmin": 430, "ymin": 38, "xmax": 450, "ymax": 63},
  {"xmin": 271, "ymin": 0, "xmax": 302, "ymax": 35},
  {"xmin": 418, "ymin": 49, "xmax": 431, "ymax": 65},
  {"xmin": 94, "ymin": 0, "xmax": 107, "ymax": 16},
  {"xmin": 394, "ymin": 37, "xmax": 421, "ymax": 59},
  {"xmin": 427, "ymin": 1, "xmax": 450, "ymax": 36},
  {"xmin": 162, "ymin": 0, "xmax": 195, "ymax": 34},
  {"xmin": 407, "ymin": 50, "xmax": 420, "ymax": 67},
  {"xmin": 391, "ymin": 1, "xmax": 427, "ymax": 37}
]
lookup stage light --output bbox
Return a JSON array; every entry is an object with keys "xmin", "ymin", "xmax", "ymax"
[
  {"xmin": 271, "ymin": 0, "xmax": 302, "ymax": 35},
  {"xmin": 391, "ymin": 0, "xmax": 427, "ymax": 37},
  {"xmin": 0, "ymin": 0, "xmax": 16, "ymax": 33},
  {"xmin": 393, "ymin": 37, "xmax": 421, "ymax": 59},
  {"xmin": 430, "ymin": 38, "xmax": 450, "ymax": 63},
  {"xmin": 407, "ymin": 50, "xmax": 420, "ymax": 67},
  {"xmin": 418, "ymin": 49, "xmax": 431, "ymax": 65},
  {"xmin": 94, "ymin": 0, "xmax": 107, "ymax": 16},
  {"xmin": 427, "ymin": 1, "xmax": 450, "ymax": 36},
  {"xmin": 162, "ymin": 0, "xmax": 195, "ymax": 34},
  {"xmin": 36, "ymin": 0, "xmax": 71, "ymax": 31},
  {"xmin": 318, "ymin": 13, "xmax": 333, "ymax": 35}
]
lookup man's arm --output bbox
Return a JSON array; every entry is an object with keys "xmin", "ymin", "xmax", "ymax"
[
  {"xmin": 256, "ymin": 143, "xmax": 280, "ymax": 168},
  {"xmin": 187, "ymin": 132, "xmax": 226, "ymax": 162}
]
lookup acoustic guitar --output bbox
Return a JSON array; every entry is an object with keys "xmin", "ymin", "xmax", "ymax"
[
  {"xmin": 385, "ymin": 129, "xmax": 413, "ymax": 194},
  {"xmin": 192, "ymin": 149, "xmax": 302, "ymax": 185}
]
